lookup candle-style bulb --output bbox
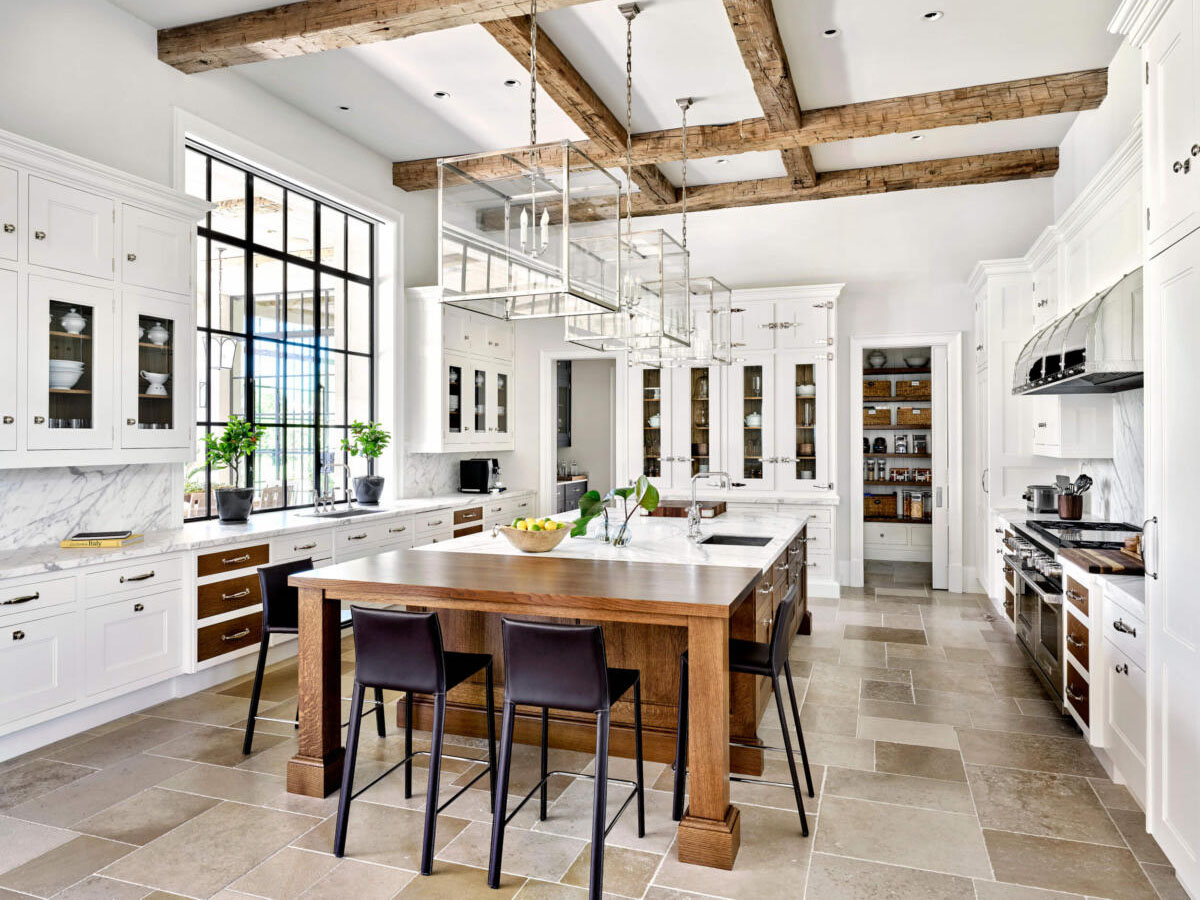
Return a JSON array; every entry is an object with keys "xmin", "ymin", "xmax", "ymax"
[
  {"xmin": 519, "ymin": 206, "xmax": 529, "ymax": 253},
  {"xmin": 539, "ymin": 207, "xmax": 550, "ymax": 251}
]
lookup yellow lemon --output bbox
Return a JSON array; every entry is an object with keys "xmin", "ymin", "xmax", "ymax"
[{"xmin": 516, "ymin": 521, "xmax": 528, "ymax": 531}]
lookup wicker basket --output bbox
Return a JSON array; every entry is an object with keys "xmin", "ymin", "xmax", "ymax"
[
  {"xmin": 895, "ymin": 378, "xmax": 930, "ymax": 399},
  {"xmin": 864, "ymin": 494, "xmax": 898, "ymax": 518},
  {"xmin": 897, "ymin": 406, "xmax": 931, "ymax": 426},
  {"xmin": 863, "ymin": 379, "xmax": 892, "ymax": 399},
  {"xmin": 864, "ymin": 407, "xmax": 893, "ymax": 426}
]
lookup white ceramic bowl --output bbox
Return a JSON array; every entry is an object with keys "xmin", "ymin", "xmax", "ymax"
[
  {"xmin": 49, "ymin": 370, "xmax": 83, "ymax": 389},
  {"xmin": 796, "ymin": 384, "xmax": 816, "ymax": 396},
  {"xmin": 904, "ymin": 356, "xmax": 929, "ymax": 367}
]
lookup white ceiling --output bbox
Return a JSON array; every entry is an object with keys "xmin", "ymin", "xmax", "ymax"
[{"xmin": 110, "ymin": 0, "xmax": 1122, "ymax": 186}]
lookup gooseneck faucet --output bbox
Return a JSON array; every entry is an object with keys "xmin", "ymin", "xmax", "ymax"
[{"xmin": 688, "ymin": 471, "xmax": 734, "ymax": 541}]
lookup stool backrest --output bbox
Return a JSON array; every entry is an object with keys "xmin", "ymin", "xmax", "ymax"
[
  {"xmin": 257, "ymin": 558, "xmax": 314, "ymax": 633},
  {"xmin": 501, "ymin": 619, "xmax": 610, "ymax": 713},
  {"xmin": 770, "ymin": 587, "xmax": 799, "ymax": 673},
  {"xmin": 351, "ymin": 606, "xmax": 447, "ymax": 694}
]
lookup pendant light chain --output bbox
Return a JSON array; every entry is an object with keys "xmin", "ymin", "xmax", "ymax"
[
  {"xmin": 529, "ymin": 0, "xmax": 538, "ymax": 150},
  {"xmin": 679, "ymin": 97, "xmax": 691, "ymax": 258},
  {"xmin": 623, "ymin": 6, "xmax": 635, "ymax": 246}
]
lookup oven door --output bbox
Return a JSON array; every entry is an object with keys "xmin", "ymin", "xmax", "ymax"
[{"xmin": 1035, "ymin": 591, "xmax": 1064, "ymax": 691}]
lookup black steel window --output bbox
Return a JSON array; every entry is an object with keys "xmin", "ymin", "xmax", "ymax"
[{"xmin": 184, "ymin": 142, "xmax": 375, "ymax": 520}]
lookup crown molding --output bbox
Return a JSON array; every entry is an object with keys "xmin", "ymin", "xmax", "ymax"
[
  {"xmin": 1109, "ymin": 0, "xmax": 1174, "ymax": 47},
  {"xmin": 1056, "ymin": 115, "xmax": 1143, "ymax": 244},
  {"xmin": 732, "ymin": 283, "xmax": 846, "ymax": 304},
  {"xmin": 1026, "ymin": 226, "xmax": 1063, "ymax": 270},
  {"xmin": 968, "ymin": 258, "xmax": 1031, "ymax": 294}
]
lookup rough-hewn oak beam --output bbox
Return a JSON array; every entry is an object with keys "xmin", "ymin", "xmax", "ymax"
[
  {"xmin": 722, "ymin": 0, "xmax": 816, "ymax": 187},
  {"xmin": 394, "ymin": 69, "xmax": 1103, "ymax": 191},
  {"xmin": 158, "ymin": 0, "xmax": 600, "ymax": 73},
  {"xmin": 481, "ymin": 14, "xmax": 674, "ymax": 205}
]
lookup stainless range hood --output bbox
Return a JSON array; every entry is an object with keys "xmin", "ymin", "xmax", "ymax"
[{"xmin": 1012, "ymin": 268, "xmax": 1143, "ymax": 395}]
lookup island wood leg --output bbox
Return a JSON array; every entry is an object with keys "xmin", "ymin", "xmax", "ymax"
[
  {"xmin": 286, "ymin": 587, "xmax": 344, "ymax": 797},
  {"xmin": 677, "ymin": 615, "xmax": 741, "ymax": 869}
]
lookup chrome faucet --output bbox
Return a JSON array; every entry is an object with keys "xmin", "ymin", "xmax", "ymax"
[
  {"xmin": 315, "ymin": 461, "xmax": 353, "ymax": 515},
  {"xmin": 688, "ymin": 471, "xmax": 733, "ymax": 541}
]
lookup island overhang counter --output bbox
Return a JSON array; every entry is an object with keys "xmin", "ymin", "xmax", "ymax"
[{"xmin": 286, "ymin": 511, "xmax": 811, "ymax": 869}]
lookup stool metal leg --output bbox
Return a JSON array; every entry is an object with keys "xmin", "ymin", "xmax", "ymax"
[
  {"xmin": 488, "ymin": 701, "xmax": 517, "ymax": 890},
  {"xmin": 404, "ymin": 692, "xmax": 414, "ymax": 800},
  {"xmin": 241, "ymin": 635, "xmax": 271, "ymax": 755},
  {"xmin": 539, "ymin": 706, "xmax": 549, "ymax": 821},
  {"xmin": 782, "ymin": 660, "xmax": 815, "ymax": 798},
  {"xmin": 771, "ymin": 674, "xmax": 809, "ymax": 837},
  {"xmin": 671, "ymin": 653, "xmax": 688, "ymax": 822},
  {"xmin": 633, "ymin": 677, "xmax": 645, "ymax": 839},
  {"xmin": 590, "ymin": 709, "xmax": 610, "ymax": 899},
  {"xmin": 333, "ymin": 681, "xmax": 366, "ymax": 857},
  {"xmin": 420, "ymin": 692, "xmax": 446, "ymax": 876},
  {"xmin": 485, "ymin": 661, "xmax": 497, "ymax": 807},
  {"xmin": 374, "ymin": 687, "xmax": 386, "ymax": 738}
]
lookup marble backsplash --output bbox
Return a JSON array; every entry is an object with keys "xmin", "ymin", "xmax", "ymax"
[
  {"xmin": 1082, "ymin": 389, "xmax": 1144, "ymax": 525},
  {"xmin": 403, "ymin": 451, "xmax": 515, "ymax": 497},
  {"xmin": 0, "ymin": 464, "xmax": 180, "ymax": 551}
]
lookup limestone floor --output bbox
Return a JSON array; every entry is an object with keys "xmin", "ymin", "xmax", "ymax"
[{"xmin": 0, "ymin": 571, "xmax": 1188, "ymax": 900}]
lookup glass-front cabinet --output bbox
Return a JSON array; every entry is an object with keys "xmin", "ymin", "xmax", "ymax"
[
  {"xmin": 489, "ymin": 365, "xmax": 512, "ymax": 445},
  {"xmin": 672, "ymin": 365, "xmax": 722, "ymax": 481},
  {"xmin": 27, "ymin": 275, "xmax": 114, "ymax": 451},
  {"xmin": 638, "ymin": 367, "xmax": 670, "ymax": 486},
  {"xmin": 122, "ymin": 292, "xmax": 190, "ymax": 449},
  {"xmin": 727, "ymin": 356, "xmax": 775, "ymax": 489},
  {"xmin": 776, "ymin": 352, "xmax": 830, "ymax": 490},
  {"xmin": 0, "ymin": 269, "xmax": 16, "ymax": 451},
  {"xmin": 444, "ymin": 354, "xmax": 466, "ymax": 445},
  {"xmin": 472, "ymin": 364, "xmax": 488, "ymax": 440}
]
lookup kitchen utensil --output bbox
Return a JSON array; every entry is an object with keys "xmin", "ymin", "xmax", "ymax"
[
  {"xmin": 1023, "ymin": 485, "xmax": 1060, "ymax": 513},
  {"xmin": 140, "ymin": 371, "xmax": 169, "ymax": 396},
  {"xmin": 1056, "ymin": 474, "xmax": 1071, "ymax": 493},
  {"xmin": 1058, "ymin": 493, "xmax": 1083, "ymax": 520},
  {"xmin": 1074, "ymin": 474, "xmax": 1093, "ymax": 495}
]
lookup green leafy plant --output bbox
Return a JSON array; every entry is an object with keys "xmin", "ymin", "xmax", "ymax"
[
  {"xmin": 571, "ymin": 476, "xmax": 660, "ymax": 538},
  {"xmin": 202, "ymin": 416, "xmax": 265, "ymax": 489},
  {"xmin": 340, "ymin": 421, "xmax": 391, "ymax": 465}
]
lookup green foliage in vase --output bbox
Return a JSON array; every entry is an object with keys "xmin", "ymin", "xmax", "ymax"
[
  {"xmin": 570, "ymin": 476, "xmax": 660, "ymax": 538},
  {"xmin": 202, "ymin": 416, "xmax": 266, "ymax": 489},
  {"xmin": 340, "ymin": 421, "xmax": 391, "ymax": 460}
]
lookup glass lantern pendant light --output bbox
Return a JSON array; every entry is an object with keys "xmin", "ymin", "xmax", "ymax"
[
  {"xmin": 564, "ymin": 3, "xmax": 691, "ymax": 352},
  {"xmin": 437, "ymin": 0, "xmax": 624, "ymax": 320}
]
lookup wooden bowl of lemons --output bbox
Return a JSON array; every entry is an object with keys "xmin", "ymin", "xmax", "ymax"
[{"xmin": 496, "ymin": 518, "xmax": 571, "ymax": 553}]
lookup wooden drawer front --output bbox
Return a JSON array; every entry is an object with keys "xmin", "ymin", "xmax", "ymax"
[
  {"xmin": 1065, "ymin": 662, "xmax": 1089, "ymax": 727},
  {"xmin": 1104, "ymin": 604, "xmax": 1147, "ymax": 672},
  {"xmin": 0, "ymin": 611, "xmax": 78, "ymax": 726},
  {"xmin": 85, "ymin": 589, "xmax": 181, "ymax": 695},
  {"xmin": 0, "ymin": 576, "xmax": 75, "ymax": 620},
  {"xmin": 1065, "ymin": 576, "xmax": 1089, "ymax": 616},
  {"xmin": 454, "ymin": 506, "xmax": 483, "ymax": 525},
  {"xmin": 416, "ymin": 510, "xmax": 453, "ymax": 537},
  {"xmin": 271, "ymin": 531, "xmax": 332, "ymax": 562},
  {"xmin": 454, "ymin": 523, "xmax": 484, "ymax": 539},
  {"xmin": 197, "ymin": 611, "xmax": 262, "ymax": 662},
  {"xmin": 197, "ymin": 543, "xmax": 269, "ymax": 578},
  {"xmin": 197, "ymin": 573, "xmax": 261, "ymax": 620},
  {"xmin": 1066, "ymin": 609, "xmax": 1089, "ymax": 669},
  {"xmin": 85, "ymin": 556, "xmax": 183, "ymax": 599}
]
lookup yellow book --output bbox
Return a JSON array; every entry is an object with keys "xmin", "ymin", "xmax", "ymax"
[{"xmin": 59, "ymin": 533, "xmax": 144, "ymax": 549}]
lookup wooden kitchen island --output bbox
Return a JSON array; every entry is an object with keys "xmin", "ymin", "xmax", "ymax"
[{"xmin": 286, "ymin": 512, "xmax": 810, "ymax": 869}]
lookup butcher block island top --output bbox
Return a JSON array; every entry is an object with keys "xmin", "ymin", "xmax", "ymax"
[{"xmin": 286, "ymin": 510, "xmax": 813, "ymax": 871}]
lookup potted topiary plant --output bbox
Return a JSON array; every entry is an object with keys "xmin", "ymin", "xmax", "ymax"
[
  {"xmin": 202, "ymin": 416, "xmax": 266, "ymax": 522},
  {"xmin": 340, "ymin": 420, "xmax": 391, "ymax": 505}
]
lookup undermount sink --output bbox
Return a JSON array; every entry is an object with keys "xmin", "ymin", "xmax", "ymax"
[
  {"xmin": 699, "ymin": 534, "xmax": 773, "ymax": 547},
  {"xmin": 300, "ymin": 507, "xmax": 386, "ymax": 519}
]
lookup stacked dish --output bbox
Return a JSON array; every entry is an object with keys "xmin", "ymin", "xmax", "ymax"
[{"xmin": 49, "ymin": 359, "xmax": 85, "ymax": 389}]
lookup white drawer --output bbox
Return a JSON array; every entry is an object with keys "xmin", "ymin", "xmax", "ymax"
[
  {"xmin": 85, "ymin": 555, "xmax": 183, "ymax": 599},
  {"xmin": 1104, "ymin": 600, "xmax": 1146, "ymax": 672},
  {"xmin": 0, "ymin": 610, "xmax": 79, "ymax": 726},
  {"xmin": 84, "ymin": 588, "xmax": 181, "ymax": 695},
  {"xmin": 805, "ymin": 552, "xmax": 834, "ymax": 579},
  {"xmin": 415, "ymin": 509, "xmax": 454, "ymax": 537},
  {"xmin": 483, "ymin": 497, "xmax": 510, "ymax": 522},
  {"xmin": 791, "ymin": 506, "xmax": 832, "ymax": 526},
  {"xmin": 508, "ymin": 494, "xmax": 535, "ymax": 518},
  {"xmin": 414, "ymin": 528, "xmax": 455, "ymax": 547},
  {"xmin": 335, "ymin": 520, "xmax": 392, "ymax": 554},
  {"xmin": 803, "ymin": 525, "xmax": 832, "ymax": 552},
  {"xmin": 380, "ymin": 516, "xmax": 415, "ymax": 544},
  {"xmin": 0, "ymin": 575, "xmax": 75, "ymax": 620},
  {"xmin": 865, "ymin": 523, "xmax": 909, "ymax": 546},
  {"xmin": 272, "ymin": 530, "xmax": 333, "ymax": 562},
  {"xmin": 910, "ymin": 526, "xmax": 933, "ymax": 548}
]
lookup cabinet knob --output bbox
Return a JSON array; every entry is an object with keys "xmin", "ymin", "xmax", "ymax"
[
  {"xmin": 2, "ymin": 224, "xmax": 12, "ymax": 234},
  {"xmin": 126, "ymin": 418, "xmax": 137, "ymax": 426},
  {"xmin": 33, "ymin": 231, "xmax": 46, "ymax": 241},
  {"xmin": 12, "ymin": 630, "xmax": 24, "ymax": 641},
  {"xmin": 1114, "ymin": 662, "xmax": 1128, "ymax": 675},
  {"xmin": 1193, "ymin": 144, "xmax": 1200, "ymax": 157},
  {"xmin": 127, "ymin": 252, "xmax": 137, "ymax": 262},
  {"xmin": 133, "ymin": 603, "xmax": 144, "ymax": 612},
  {"xmin": 33, "ymin": 416, "xmax": 45, "ymax": 424},
  {"xmin": 2, "ymin": 416, "xmax": 11, "ymax": 425}
]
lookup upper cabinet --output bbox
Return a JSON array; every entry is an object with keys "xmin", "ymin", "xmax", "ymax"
[
  {"xmin": 730, "ymin": 285, "xmax": 840, "ymax": 352},
  {"xmin": 632, "ymin": 364, "xmax": 723, "ymax": 491},
  {"xmin": 0, "ymin": 127, "xmax": 210, "ymax": 469}
]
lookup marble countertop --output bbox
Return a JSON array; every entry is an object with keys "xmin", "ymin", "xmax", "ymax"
[
  {"xmin": 659, "ymin": 489, "xmax": 838, "ymax": 506},
  {"xmin": 417, "ymin": 509, "xmax": 810, "ymax": 575},
  {"xmin": 0, "ymin": 489, "xmax": 534, "ymax": 581}
]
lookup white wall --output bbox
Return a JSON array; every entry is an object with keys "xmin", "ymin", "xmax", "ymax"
[{"xmin": 559, "ymin": 359, "xmax": 616, "ymax": 489}]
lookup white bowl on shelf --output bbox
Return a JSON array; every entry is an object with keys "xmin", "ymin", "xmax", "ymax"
[
  {"xmin": 140, "ymin": 371, "xmax": 170, "ymax": 396},
  {"xmin": 796, "ymin": 384, "xmax": 816, "ymax": 396},
  {"xmin": 904, "ymin": 356, "xmax": 929, "ymax": 367}
]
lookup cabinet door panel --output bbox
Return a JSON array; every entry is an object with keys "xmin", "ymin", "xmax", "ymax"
[
  {"xmin": 776, "ymin": 353, "xmax": 830, "ymax": 491},
  {"xmin": 671, "ymin": 365, "xmax": 721, "ymax": 484},
  {"xmin": 727, "ymin": 357, "xmax": 774, "ymax": 489},
  {"xmin": 776, "ymin": 298, "xmax": 834, "ymax": 349},
  {"xmin": 28, "ymin": 177, "xmax": 114, "ymax": 279},
  {"xmin": 730, "ymin": 302, "xmax": 773, "ymax": 351},
  {"xmin": 443, "ymin": 306, "xmax": 471, "ymax": 353},
  {"xmin": 122, "ymin": 291, "xmax": 190, "ymax": 449},
  {"xmin": 122, "ymin": 205, "xmax": 191, "ymax": 295},
  {"xmin": 491, "ymin": 364, "xmax": 513, "ymax": 446},
  {"xmin": 85, "ymin": 590, "xmax": 181, "ymax": 695},
  {"xmin": 0, "ymin": 165, "xmax": 16, "ymax": 262},
  {"xmin": 0, "ymin": 268, "xmax": 16, "ymax": 450},
  {"xmin": 444, "ymin": 353, "xmax": 468, "ymax": 446},
  {"xmin": 469, "ymin": 363, "xmax": 489, "ymax": 444},
  {"xmin": 486, "ymin": 319, "xmax": 514, "ymax": 359},
  {"xmin": 0, "ymin": 611, "xmax": 78, "ymax": 726},
  {"xmin": 634, "ymin": 366, "xmax": 671, "ymax": 490}
]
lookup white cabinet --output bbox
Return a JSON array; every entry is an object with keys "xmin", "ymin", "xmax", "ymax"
[
  {"xmin": 0, "ymin": 165, "xmax": 16, "ymax": 262},
  {"xmin": 28, "ymin": 176, "xmax": 114, "ymax": 279},
  {"xmin": 121, "ymin": 205, "xmax": 192, "ymax": 295},
  {"xmin": 0, "ymin": 611, "xmax": 78, "ymax": 727},
  {"xmin": 727, "ymin": 355, "xmax": 776, "ymax": 489},
  {"xmin": 121, "ymin": 291, "xmax": 191, "ymax": 449},
  {"xmin": 0, "ymin": 268, "xmax": 16, "ymax": 450},
  {"xmin": 84, "ymin": 589, "xmax": 182, "ymax": 695},
  {"xmin": 1030, "ymin": 394, "xmax": 1114, "ymax": 459},
  {"xmin": 1145, "ymin": 0, "xmax": 1200, "ymax": 257},
  {"xmin": 776, "ymin": 298, "xmax": 836, "ymax": 349},
  {"xmin": 1105, "ymin": 639, "xmax": 1148, "ymax": 806},
  {"xmin": 634, "ymin": 365, "xmax": 676, "ymax": 490},
  {"xmin": 669, "ymin": 364, "xmax": 722, "ymax": 486},
  {"xmin": 484, "ymin": 318, "xmax": 514, "ymax": 358},
  {"xmin": 973, "ymin": 293, "xmax": 988, "ymax": 371},
  {"xmin": 729, "ymin": 288, "xmax": 840, "ymax": 353},
  {"xmin": 1032, "ymin": 256, "xmax": 1058, "ymax": 327}
]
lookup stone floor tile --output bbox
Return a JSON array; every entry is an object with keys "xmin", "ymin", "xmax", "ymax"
[
  {"xmin": 886, "ymin": 644, "xmax": 945, "ymax": 661},
  {"xmin": 957, "ymin": 730, "xmax": 1107, "ymax": 778},
  {"xmin": 1015, "ymin": 697, "xmax": 1064, "ymax": 718},
  {"xmin": 0, "ymin": 816, "xmax": 77, "ymax": 874},
  {"xmin": 1106, "ymin": 808, "xmax": 1171, "ymax": 865},
  {"xmin": 914, "ymin": 690, "xmax": 1022, "ymax": 716},
  {"xmin": 398, "ymin": 861, "xmax": 523, "ymax": 898},
  {"xmin": 229, "ymin": 846, "xmax": 340, "ymax": 899},
  {"xmin": 799, "ymin": 704, "xmax": 858, "ymax": 736},
  {"xmin": 0, "ymin": 759, "xmax": 94, "ymax": 811},
  {"xmin": 843, "ymin": 625, "xmax": 928, "ymax": 645},
  {"xmin": 988, "ymin": 668, "xmax": 1056, "ymax": 700},
  {"xmin": 824, "ymin": 766, "xmax": 975, "ymax": 814},
  {"xmin": 141, "ymin": 692, "xmax": 252, "ymax": 728},
  {"xmin": 44, "ymin": 719, "xmax": 200, "ymax": 770},
  {"xmin": 966, "ymin": 765, "xmax": 1124, "ymax": 846},
  {"xmin": 882, "ymin": 613, "xmax": 928, "ymax": 630},
  {"xmin": 798, "ymin": 732, "xmax": 874, "ymax": 771},
  {"xmin": 102, "ymin": 801, "xmax": 321, "ymax": 898},
  {"xmin": 562, "ymin": 844, "xmax": 661, "ymax": 899},
  {"xmin": 438, "ymin": 820, "xmax": 585, "ymax": 883},
  {"xmin": 49, "ymin": 874, "xmax": 154, "ymax": 900},
  {"xmin": 982, "ymin": 829, "xmax": 1157, "ymax": 900},
  {"xmin": 219, "ymin": 660, "xmax": 301, "ymax": 703},
  {"xmin": 943, "ymin": 647, "xmax": 997, "ymax": 664},
  {"xmin": 860, "ymin": 680, "xmax": 914, "ymax": 703},
  {"xmin": 157, "ymin": 762, "xmax": 339, "ymax": 818},
  {"xmin": 533, "ymin": 777, "xmax": 677, "ymax": 854},
  {"xmin": 1142, "ymin": 863, "xmax": 1191, "ymax": 900},
  {"xmin": 513, "ymin": 881, "xmax": 586, "ymax": 900},
  {"xmin": 296, "ymin": 801, "xmax": 467, "ymax": 871},
  {"xmin": 148, "ymin": 724, "xmax": 289, "ymax": 768},
  {"xmin": 874, "ymin": 741, "xmax": 966, "ymax": 782},
  {"xmin": 857, "ymin": 716, "xmax": 960, "ymax": 750},
  {"xmin": 910, "ymin": 668, "xmax": 997, "ymax": 696},
  {"xmin": 297, "ymin": 858, "xmax": 415, "ymax": 900},
  {"xmin": 805, "ymin": 851, "xmax": 976, "ymax": 899},
  {"xmin": 972, "ymin": 880, "xmax": 1086, "ymax": 900},
  {"xmin": 858, "ymin": 698, "xmax": 972, "ymax": 726},
  {"xmin": 1088, "ymin": 780, "xmax": 1142, "ymax": 812},
  {"xmin": 835, "ymin": 610, "xmax": 884, "ymax": 627},
  {"xmin": 0, "ymin": 834, "xmax": 133, "ymax": 897},
  {"xmin": 73, "ymin": 787, "xmax": 219, "ymax": 846},
  {"xmin": 837, "ymin": 642, "xmax": 887, "ymax": 666},
  {"xmin": 235, "ymin": 737, "xmax": 303, "ymax": 776},
  {"xmin": 969, "ymin": 711, "xmax": 1083, "ymax": 738},
  {"xmin": 815, "ymin": 795, "xmax": 991, "ymax": 878}
]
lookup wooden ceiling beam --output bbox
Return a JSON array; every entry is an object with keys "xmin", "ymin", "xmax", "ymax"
[
  {"xmin": 394, "ymin": 68, "xmax": 1104, "ymax": 191},
  {"xmin": 722, "ymin": 0, "xmax": 816, "ymax": 187},
  {"xmin": 157, "ymin": 0, "xmax": 601, "ymax": 74}
]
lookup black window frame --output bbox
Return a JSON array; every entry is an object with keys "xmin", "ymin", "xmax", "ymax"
[{"xmin": 186, "ymin": 140, "xmax": 377, "ymax": 521}]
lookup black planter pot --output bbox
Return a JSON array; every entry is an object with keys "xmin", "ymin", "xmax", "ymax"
[
  {"xmin": 353, "ymin": 475, "xmax": 385, "ymax": 505},
  {"xmin": 215, "ymin": 487, "xmax": 255, "ymax": 522}
]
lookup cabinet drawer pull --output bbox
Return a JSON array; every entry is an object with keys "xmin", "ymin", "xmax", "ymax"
[
  {"xmin": 803, "ymin": 561, "xmax": 818, "ymax": 567},
  {"xmin": 1114, "ymin": 662, "xmax": 1129, "ymax": 676},
  {"xmin": 12, "ymin": 630, "xmax": 24, "ymax": 641},
  {"xmin": 347, "ymin": 533, "xmax": 368, "ymax": 541},
  {"xmin": 34, "ymin": 230, "xmax": 46, "ymax": 240},
  {"xmin": 1193, "ymin": 144, "xmax": 1199, "ymax": 157},
  {"xmin": 427, "ymin": 519, "xmax": 443, "ymax": 527},
  {"xmin": 126, "ymin": 252, "xmax": 137, "ymax": 262},
  {"xmin": 33, "ymin": 416, "xmax": 45, "ymax": 424},
  {"xmin": 120, "ymin": 571, "xmax": 155, "ymax": 583},
  {"xmin": 1065, "ymin": 589, "xmax": 1085, "ymax": 605},
  {"xmin": 2, "ymin": 592, "xmax": 38, "ymax": 606},
  {"xmin": 294, "ymin": 542, "xmax": 318, "ymax": 551},
  {"xmin": 2, "ymin": 416, "xmax": 12, "ymax": 424},
  {"xmin": 221, "ymin": 628, "xmax": 252, "ymax": 642},
  {"xmin": 221, "ymin": 588, "xmax": 251, "ymax": 601},
  {"xmin": 133, "ymin": 603, "xmax": 144, "ymax": 612},
  {"xmin": 389, "ymin": 526, "xmax": 407, "ymax": 534},
  {"xmin": 221, "ymin": 554, "xmax": 251, "ymax": 565},
  {"xmin": 2, "ymin": 223, "xmax": 13, "ymax": 233},
  {"xmin": 761, "ymin": 614, "xmax": 773, "ymax": 629},
  {"xmin": 1066, "ymin": 685, "xmax": 1087, "ymax": 703},
  {"xmin": 1066, "ymin": 634, "xmax": 1085, "ymax": 648},
  {"xmin": 490, "ymin": 507, "xmax": 503, "ymax": 513},
  {"xmin": 126, "ymin": 418, "xmax": 137, "ymax": 426},
  {"xmin": 1112, "ymin": 618, "xmax": 1137, "ymax": 637}
]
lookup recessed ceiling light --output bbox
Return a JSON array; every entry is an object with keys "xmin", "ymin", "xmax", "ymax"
[
  {"xmin": 433, "ymin": 90, "xmax": 451, "ymax": 99},
  {"xmin": 910, "ymin": 134, "xmax": 924, "ymax": 141},
  {"xmin": 923, "ymin": 10, "xmax": 944, "ymax": 20},
  {"xmin": 503, "ymin": 78, "xmax": 521, "ymax": 88},
  {"xmin": 822, "ymin": 28, "xmax": 839, "ymax": 37}
]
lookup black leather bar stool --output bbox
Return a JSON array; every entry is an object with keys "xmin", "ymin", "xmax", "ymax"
[
  {"xmin": 335, "ymin": 606, "xmax": 496, "ymax": 877},
  {"xmin": 671, "ymin": 589, "xmax": 814, "ymax": 836},
  {"xmin": 489, "ymin": 620, "xmax": 644, "ymax": 900},
  {"xmin": 242, "ymin": 558, "xmax": 386, "ymax": 755}
]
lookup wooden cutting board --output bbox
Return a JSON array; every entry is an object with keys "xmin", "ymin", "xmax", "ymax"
[
  {"xmin": 1059, "ymin": 547, "xmax": 1145, "ymax": 575},
  {"xmin": 647, "ymin": 500, "xmax": 727, "ymax": 518}
]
